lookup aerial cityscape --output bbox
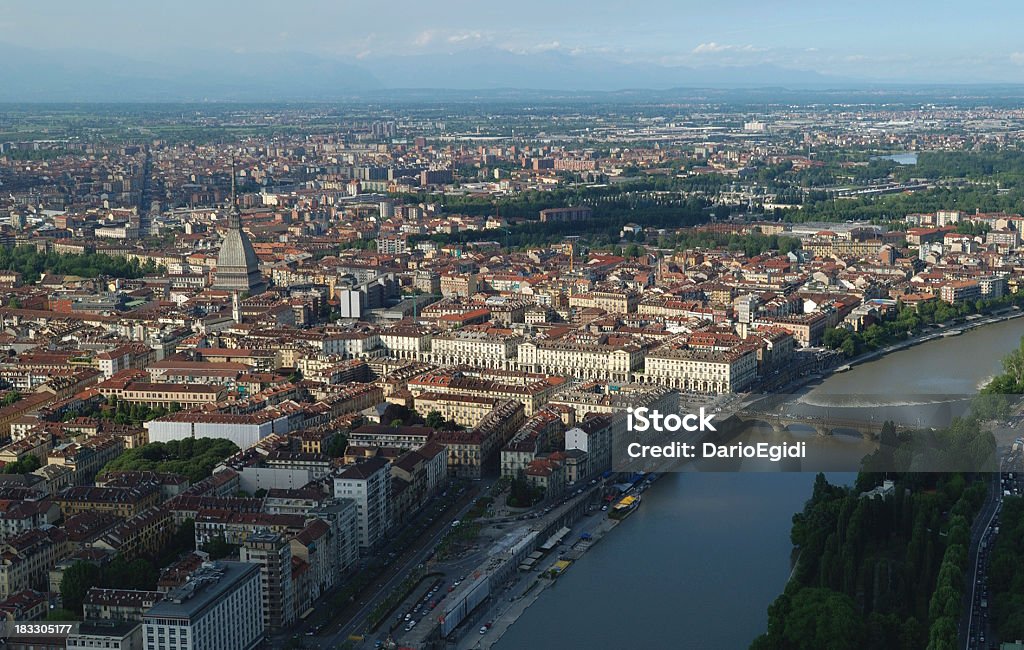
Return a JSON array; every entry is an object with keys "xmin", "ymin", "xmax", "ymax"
[{"xmin": 5, "ymin": 2, "xmax": 1024, "ymax": 650}]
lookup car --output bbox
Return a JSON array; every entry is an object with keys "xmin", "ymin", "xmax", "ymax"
[
  {"xmin": 479, "ymin": 626, "xmax": 488, "ymax": 635},
  {"xmin": 601, "ymin": 505, "xmax": 608, "ymax": 511}
]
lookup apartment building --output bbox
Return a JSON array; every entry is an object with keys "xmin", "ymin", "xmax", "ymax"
[
  {"xmin": 565, "ymin": 414, "xmax": 615, "ymax": 476},
  {"xmin": 434, "ymin": 400, "xmax": 526, "ymax": 479},
  {"xmin": 55, "ymin": 483, "xmax": 162, "ymax": 519},
  {"xmin": 407, "ymin": 371, "xmax": 565, "ymax": 416},
  {"xmin": 517, "ymin": 339, "xmax": 643, "ymax": 383},
  {"xmin": 0, "ymin": 500, "xmax": 60, "ymax": 542},
  {"xmin": 332, "ymin": 458, "xmax": 392, "ymax": 550},
  {"xmin": 90, "ymin": 507, "xmax": 174, "ymax": 560},
  {"xmin": 642, "ymin": 346, "xmax": 757, "ymax": 394},
  {"xmin": 347, "ymin": 425, "xmax": 434, "ymax": 450},
  {"xmin": 0, "ymin": 528, "xmax": 70, "ymax": 599},
  {"xmin": 47, "ymin": 435, "xmax": 125, "ymax": 485},
  {"xmin": 429, "ymin": 329, "xmax": 521, "ymax": 370},
  {"xmin": 414, "ymin": 392, "xmax": 499, "ymax": 428},
  {"xmin": 379, "ymin": 324, "xmax": 435, "ymax": 361},
  {"xmin": 568, "ymin": 290, "xmax": 640, "ymax": 314},
  {"xmin": 142, "ymin": 561, "xmax": 264, "ymax": 650},
  {"xmin": 239, "ymin": 531, "xmax": 295, "ymax": 633},
  {"xmin": 940, "ymin": 280, "xmax": 981, "ymax": 304}
]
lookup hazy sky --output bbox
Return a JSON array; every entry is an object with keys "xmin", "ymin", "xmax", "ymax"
[{"xmin": 4, "ymin": 0, "xmax": 1024, "ymax": 83}]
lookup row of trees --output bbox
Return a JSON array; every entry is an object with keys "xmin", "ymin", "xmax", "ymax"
[
  {"xmin": 61, "ymin": 556, "xmax": 160, "ymax": 615},
  {"xmin": 102, "ymin": 396, "xmax": 180, "ymax": 426},
  {"xmin": 987, "ymin": 496, "xmax": 1024, "ymax": 640},
  {"xmin": 507, "ymin": 476, "xmax": 545, "ymax": 508},
  {"xmin": 823, "ymin": 291, "xmax": 1024, "ymax": 359},
  {"xmin": 781, "ymin": 184, "xmax": 1024, "ymax": 225}
]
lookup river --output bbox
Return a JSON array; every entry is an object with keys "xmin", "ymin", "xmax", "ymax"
[
  {"xmin": 495, "ymin": 317, "xmax": 1024, "ymax": 649},
  {"xmin": 871, "ymin": 152, "xmax": 918, "ymax": 165}
]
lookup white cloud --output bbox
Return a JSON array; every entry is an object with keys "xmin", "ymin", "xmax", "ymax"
[
  {"xmin": 447, "ymin": 31, "xmax": 484, "ymax": 44},
  {"xmin": 1011, "ymin": 52, "xmax": 1024, "ymax": 65},
  {"xmin": 692, "ymin": 42, "xmax": 761, "ymax": 55},
  {"xmin": 413, "ymin": 30, "xmax": 436, "ymax": 47}
]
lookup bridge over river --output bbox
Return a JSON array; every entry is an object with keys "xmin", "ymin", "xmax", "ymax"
[{"xmin": 726, "ymin": 410, "xmax": 901, "ymax": 439}]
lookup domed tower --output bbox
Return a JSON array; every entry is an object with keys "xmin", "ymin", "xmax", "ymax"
[{"xmin": 212, "ymin": 165, "xmax": 266, "ymax": 295}]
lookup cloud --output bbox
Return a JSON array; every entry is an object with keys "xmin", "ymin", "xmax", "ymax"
[
  {"xmin": 447, "ymin": 31, "xmax": 484, "ymax": 44},
  {"xmin": 502, "ymin": 40, "xmax": 564, "ymax": 55},
  {"xmin": 413, "ymin": 30, "xmax": 435, "ymax": 47},
  {"xmin": 692, "ymin": 42, "xmax": 761, "ymax": 55},
  {"xmin": 1012, "ymin": 52, "xmax": 1024, "ymax": 65}
]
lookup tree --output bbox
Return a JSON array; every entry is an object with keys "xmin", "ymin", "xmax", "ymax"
[
  {"xmin": 840, "ymin": 338, "xmax": 857, "ymax": 358},
  {"xmin": 425, "ymin": 410, "xmax": 446, "ymax": 430},
  {"xmin": 0, "ymin": 391, "xmax": 22, "ymax": 407},
  {"xmin": 60, "ymin": 561, "xmax": 101, "ymax": 615},
  {"xmin": 201, "ymin": 535, "xmax": 237, "ymax": 560},
  {"xmin": 1, "ymin": 454, "xmax": 41, "ymax": 474},
  {"xmin": 324, "ymin": 434, "xmax": 347, "ymax": 458},
  {"xmin": 46, "ymin": 609, "xmax": 81, "ymax": 622}
]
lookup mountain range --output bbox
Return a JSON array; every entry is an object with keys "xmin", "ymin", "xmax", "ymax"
[{"xmin": 1, "ymin": 42, "xmax": 849, "ymax": 102}]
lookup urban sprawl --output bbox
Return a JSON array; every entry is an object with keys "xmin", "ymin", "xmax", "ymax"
[{"xmin": 0, "ymin": 100, "xmax": 1023, "ymax": 649}]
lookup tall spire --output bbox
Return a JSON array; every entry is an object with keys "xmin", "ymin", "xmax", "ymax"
[{"xmin": 228, "ymin": 158, "xmax": 241, "ymax": 230}]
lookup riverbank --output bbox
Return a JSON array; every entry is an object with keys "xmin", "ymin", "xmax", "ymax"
[
  {"xmin": 764, "ymin": 308, "xmax": 1024, "ymax": 401},
  {"xmin": 459, "ymin": 513, "xmax": 624, "ymax": 650},
  {"xmin": 843, "ymin": 309, "xmax": 1024, "ymax": 372}
]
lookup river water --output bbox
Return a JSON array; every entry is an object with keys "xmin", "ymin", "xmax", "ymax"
[
  {"xmin": 495, "ymin": 317, "xmax": 1024, "ymax": 649},
  {"xmin": 871, "ymin": 152, "xmax": 918, "ymax": 165}
]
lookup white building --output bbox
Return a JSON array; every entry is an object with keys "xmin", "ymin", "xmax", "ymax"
[
  {"xmin": 642, "ymin": 346, "xmax": 757, "ymax": 394},
  {"xmin": 143, "ymin": 561, "xmax": 264, "ymax": 650},
  {"xmin": 332, "ymin": 458, "xmax": 392, "ymax": 550},
  {"xmin": 145, "ymin": 412, "xmax": 289, "ymax": 449},
  {"xmin": 517, "ymin": 340, "xmax": 643, "ymax": 383},
  {"xmin": 565, "ymin": 415, "xmax": 615, "ymax": 475},
  {"xmin": 429, "ymin": 330, "xmax": 521, "ymax": 370}
]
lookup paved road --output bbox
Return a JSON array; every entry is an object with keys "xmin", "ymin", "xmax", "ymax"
[
  {"xmin": 960, "ymin": 465, "xmax": 1002, "ymax": 650},
  {"xmin": 316, "ymin": 483, "xmax": 490, "ymax": 648}
]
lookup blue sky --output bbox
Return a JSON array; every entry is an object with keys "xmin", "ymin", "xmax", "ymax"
[{"xmin": 4, "ymin": 0, "xmax": 1023, "ymax": 83}]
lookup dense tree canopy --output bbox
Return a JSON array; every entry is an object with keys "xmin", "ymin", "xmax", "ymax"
[
  {"xmin": 0, "ymin": 245, "xmax": 162, "ymax": 284},
  {"xmin": 752, "ymin": 472, "xmax": 986, "ymax": 650},
  {"xmin": 99, "ymin": 438, "xmax": 238, "ymax": 483}
]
